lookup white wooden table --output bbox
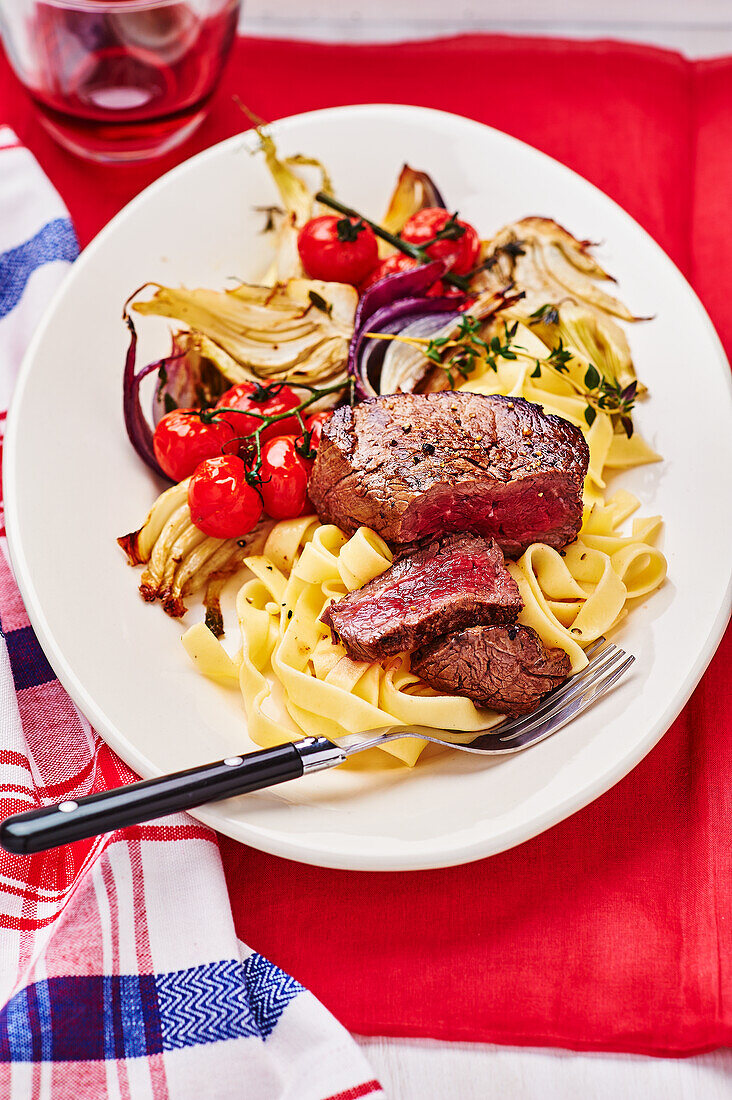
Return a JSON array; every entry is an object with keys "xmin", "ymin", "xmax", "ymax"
[
  {"xmin": 358, "ymin": 1039, "xmax": 732, "ymax": 1098},
  {"xmin": 241, "ymin": 0, "xmax": 732, "ymax": 58},
  {"xmin": 242, "ymin": 3, "xmax": 732, "ymax": 1095}
]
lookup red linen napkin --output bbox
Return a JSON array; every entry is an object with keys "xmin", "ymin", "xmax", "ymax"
[{"xmin": 1, "ymin": 33, "xmax": 730, "ymax": 1055}]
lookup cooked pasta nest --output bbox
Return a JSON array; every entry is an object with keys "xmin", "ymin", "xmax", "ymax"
[{"xmin": 120, "ymin": 335, "xmax": 666, "ymax": 767}]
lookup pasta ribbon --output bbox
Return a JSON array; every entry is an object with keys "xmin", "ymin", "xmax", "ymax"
[{"xmin": 178, "ymin": 323, "xmax": 667, "ymax": 768}]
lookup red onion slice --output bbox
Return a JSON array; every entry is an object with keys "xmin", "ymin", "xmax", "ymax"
[
  {"xmin": 349, "ymin": 299, "xmax": 460, "ymax": 398},
  {"xmin": 122, "ymin": 313, "xmax": 170, "ymax": 481}
]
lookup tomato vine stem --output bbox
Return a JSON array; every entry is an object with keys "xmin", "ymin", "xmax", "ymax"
[{"xmin": 186, "ymin": 377, "xmax": 349, "ymax": 483}]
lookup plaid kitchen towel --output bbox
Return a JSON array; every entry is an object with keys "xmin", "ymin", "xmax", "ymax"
[{"xmin": 0, "ymin": 125, "xmax": 383, "ymax": 1100}]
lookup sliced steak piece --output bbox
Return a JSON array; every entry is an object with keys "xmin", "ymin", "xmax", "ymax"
[
  {"xmin": 321, "ymin": 534, "xmax": 522, "ymax": 662},
  {"xmin": 411, "ymin": 623, "xmax": 570, "ymax": 716},
  {"xmin": 308, "ymin": 391, "xmax": 589, "ymax": 557}
]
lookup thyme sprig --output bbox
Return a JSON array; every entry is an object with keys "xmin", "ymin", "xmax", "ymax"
[
  {"xmin": 530, "ymin": 353, "xmax": 637, "ymax": 435},
  {"xmin": 366, "ymin": 316, "xmax": 638, "ymax": 436},
  {"xmin": 544, "ymin": 339, "xmax": 573, "ymax": 373},
  {"xmin": 364, "ymin": 315, "xmax": 521, "ymax": 387},
  {"xmin": 189, "ymin": 378, "xmax": 351, "ymax": 486},
  {"xmin": 583, "ymin": 376, "xmax": 637, "ymax": 435},
  {"xmin": 425, "ymin": 313, "xmax": 511, "ymax": 385}
]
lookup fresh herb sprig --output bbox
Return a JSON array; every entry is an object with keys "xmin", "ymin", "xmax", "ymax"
[
  {"xmin": 530, "ymin": 353, "xmax": 637, "ymax": 435},
  {"xmin": 436, "ymin": 317, "xmax": 521, "ymax": 384},
  {"xmin": 424, "ymin": 313, "xmax": 512, "ymax": 385},
  {"xmin": 582, "ymin": 375, "xmax": 637, "ymax": 434},
  {"xmin": 364, "ymin": 315, "xmax": 522, "ymax": 387},
  {"xmin": 544, "ymin": 339, "xmax": 573, "ymax": 373},
  {"xmin": 525, "ymin": 303, "xmax": 638, "ymax": 434},
  {"xmin": 483, "ymin": 320, "xmax": 520, "ymax": 371},
  {"xmin": 368, "ymin": 315, "xmax": 638, "ymax": 436}
]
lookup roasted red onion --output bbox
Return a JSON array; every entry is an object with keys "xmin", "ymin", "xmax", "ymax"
[
  {"xmin": 348, "ymin": 261, "xmax": 462, "ymax": 397},
  {"xmin": 122, "ymin": 312, "xmax": 170, "ymax": 480},
  {"xmin": 352, "ymin": 260, "xmax": 447, "ymax": 336}
]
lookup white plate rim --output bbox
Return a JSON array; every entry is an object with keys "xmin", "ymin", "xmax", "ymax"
[{"xmin": 4, "ymin": 103, "xmax": 732, "ymax": 871}]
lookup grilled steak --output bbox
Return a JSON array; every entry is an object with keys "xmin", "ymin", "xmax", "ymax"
[
  {"xmin": 308, "ymin": 392, "xmax": 589, "ymax": 557},
  {"xmin": 321, "ymin": 534, "xmax": 521, "ymax": 662},
  {"xmin": 411, "ymin": 623, "xmax": 570, "ymax": 716}
]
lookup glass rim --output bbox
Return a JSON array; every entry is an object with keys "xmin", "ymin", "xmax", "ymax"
[{"xmin": 25, "ymin": 0, "xmax": 238, "ymax": 11}]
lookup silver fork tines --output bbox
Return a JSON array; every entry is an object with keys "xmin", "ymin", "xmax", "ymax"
[
  {"xmin": 341, "ymin": 637, "xmax": 635, "ymax": 759},
  {"xmin": 497, "ymin": 642, "xmax": 628, "ymax": 741}
]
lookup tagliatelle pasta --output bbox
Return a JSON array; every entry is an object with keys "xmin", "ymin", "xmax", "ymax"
[
  {"xmin": 182, "ymin": 495, "xmax": 666, "ymax": 768},
  {"xmin": 185, "ymin": 520, "xmax": 505, "ymax": 766},
  {"xmin": 179, "ymin": 319, "xmax": 666, "ymax": 765}
]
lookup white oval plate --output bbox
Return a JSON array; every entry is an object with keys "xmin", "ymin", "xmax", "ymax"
[{"xmin": 5, "ymin": 106, "xmax": 732, "ymax": 871}]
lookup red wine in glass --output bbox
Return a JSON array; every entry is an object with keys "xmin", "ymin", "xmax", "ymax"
[{"xmin": 5, "ymin": 1, "xmax": 240, "ymax": 162}]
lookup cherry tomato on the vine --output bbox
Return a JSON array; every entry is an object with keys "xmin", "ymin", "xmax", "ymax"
[
  {"xmin": 301, "ymin": 410, "xmax": 331, "ymax": 451},
  {"xmin": 216, "ymin": 382, "xmax": 301, "ymax": 443},
  {"xmin": 188, "ymin": 455, "xmax": 263, "ymax": 539},
  {"xmin": 259, "ymin": 435, "xmax": 312, "ymax": 520},
  {"xmin": 298, "ymin": 215, "xmax": 379, "ymax": 286},
  {"xmin": 400, "ymin": 207, "xmax": 480, "ymax": 274},
  {"xmin": 153, "ymin": 409, "xmax": 235, "ymax": 483}
]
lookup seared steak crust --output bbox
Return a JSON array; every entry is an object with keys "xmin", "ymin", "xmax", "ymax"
[
  {"xmin": 411, "ymin": 623, "xmax": 570, "ymax": 716},
  {"xmin": 321, "ymin": 534, "xmax": 522, "ymax": 662},
  {"xmin": 308, "ymin": 392, "xmax": 589, "ymax": 557}
]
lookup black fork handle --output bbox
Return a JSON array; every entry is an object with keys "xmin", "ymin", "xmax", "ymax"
[{"xmin": 0, "ymin": 737, "xmax": 344, "ymax": 855}]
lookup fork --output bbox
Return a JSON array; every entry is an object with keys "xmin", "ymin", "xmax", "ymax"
[{"xmin": 0, "ymin": 639, "xmax": 633, "ymax": 854}]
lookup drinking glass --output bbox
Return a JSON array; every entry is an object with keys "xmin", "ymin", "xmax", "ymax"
[{"xmin": 0, "ymin": 0, "xmax": 241, "ymax": 162}]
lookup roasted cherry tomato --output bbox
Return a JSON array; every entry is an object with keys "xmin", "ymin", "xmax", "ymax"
[
  {"xmin": 298, "ymin": 215, "xmax": 379, "ymax": 285},
  {"xmin": 188, "ymin": 455, "xmax": 263, "ymax": 539},
  {"xmin": 153, "ymin": 409, "xmax": 235, "ymax": 482},
  {"xmin": 301, "ymin": 410, "xmax": 331, "ymax": 450},
  {"xmin": 400, "ymin": 207, "xmax": 480, "ymax": 274},
  {"xmin": 216, "ymin": 382, "xmax": 301, "ymax": 443},
  {"xmin": 259, "ymin": 435, "xmax": 312, "ymax": 520}
]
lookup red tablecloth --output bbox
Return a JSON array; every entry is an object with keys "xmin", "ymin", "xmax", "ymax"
[{"xmin": 1, "ymin": 33, "xmax": 730, "ymax": 1056}]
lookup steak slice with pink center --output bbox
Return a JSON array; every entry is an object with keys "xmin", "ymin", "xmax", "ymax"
[{"xmin": 321, "ymin": 533, "xmax": 521, "ymax": 662}]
